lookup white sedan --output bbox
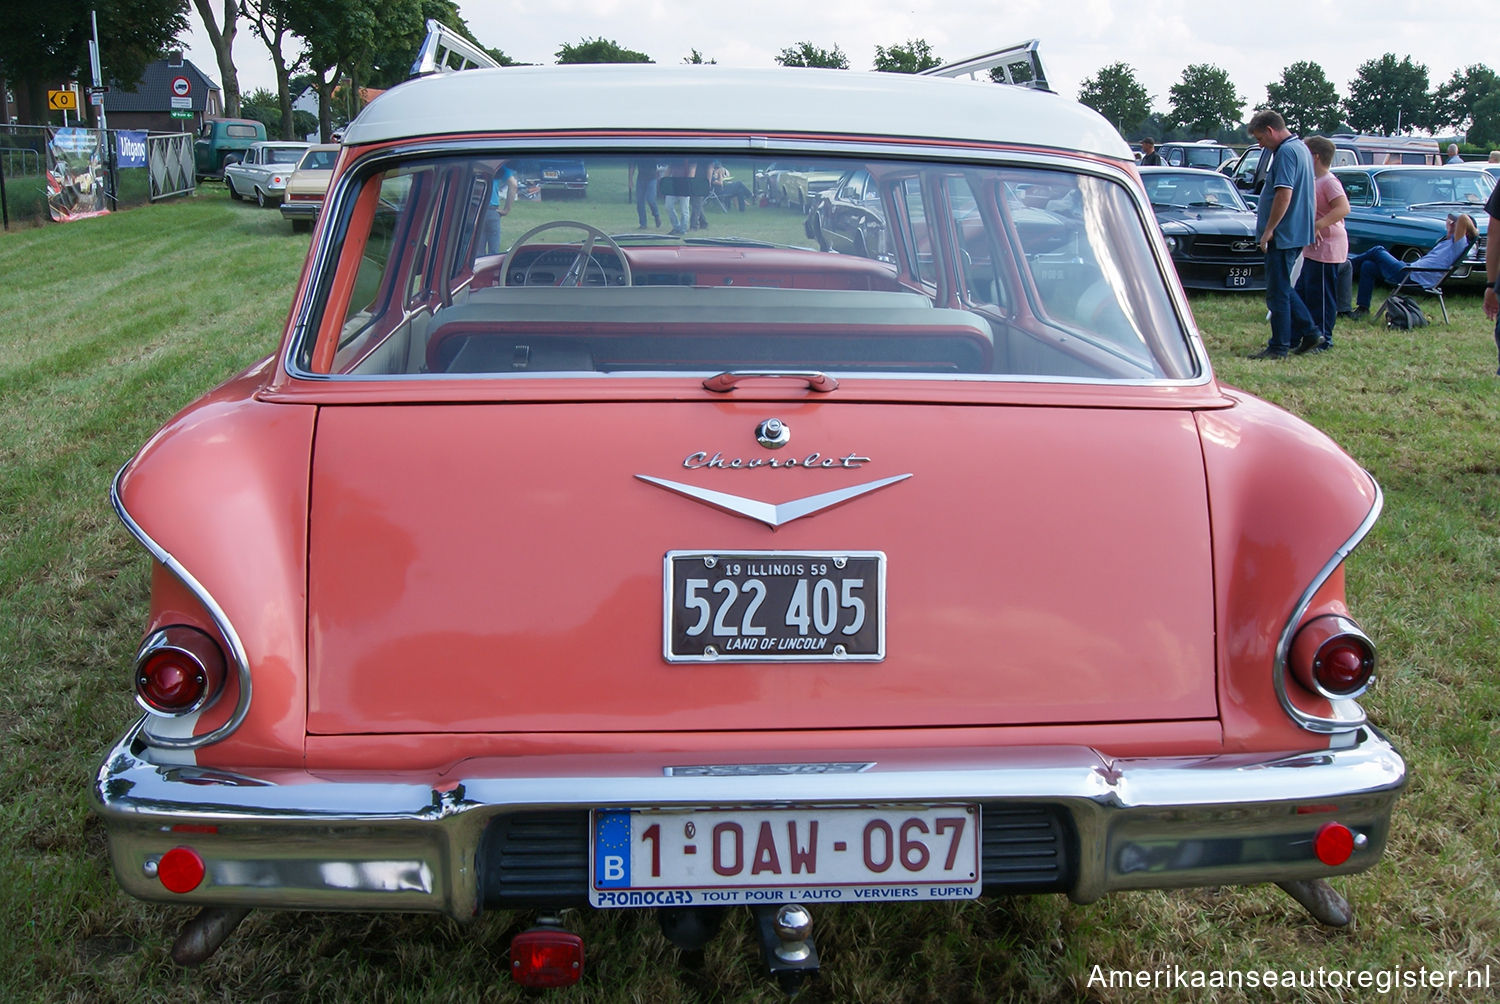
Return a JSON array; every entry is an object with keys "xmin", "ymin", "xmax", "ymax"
[{"xmin": 223, "ymin": 141, "xmax": 310, "ymax": 208}]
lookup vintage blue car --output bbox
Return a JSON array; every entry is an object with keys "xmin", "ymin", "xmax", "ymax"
[
  {"xmin": 510, "ymin": 158, "xmax": 589, "ymax": 198},
  {"xmin": 1331, "ymin": 165, "xmax": 1492, "ymax": 282},
  {"xmin": 1141, "ymin": 167, "xmax": 1265, "ymax": 290}
]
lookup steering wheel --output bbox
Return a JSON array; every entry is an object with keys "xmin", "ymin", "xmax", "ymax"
[{"xmin": 499, "ymin": 220, "xmax": 633, "ymax": 287}]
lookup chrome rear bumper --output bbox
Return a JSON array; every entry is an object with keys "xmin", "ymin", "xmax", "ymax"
[{"xmin": 92, "ymin": 719, "xmax": 1405, "ymax": 919}]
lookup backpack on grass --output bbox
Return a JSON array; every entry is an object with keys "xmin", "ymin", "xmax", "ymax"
[{"xmin": 1383, "ymin": 294, "xmax": 1428, "ymax": 330}]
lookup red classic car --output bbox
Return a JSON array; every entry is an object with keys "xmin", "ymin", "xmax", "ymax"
[{"xmin": 92, "ymin": 49, "xmax": 1404, "ymax": 991}]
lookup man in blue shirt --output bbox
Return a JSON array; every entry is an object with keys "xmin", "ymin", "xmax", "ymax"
[
  {"xmin": 479, "ymin": 163, "xmax": 518, "ymax": 257},
  {"xmin": 1248, "ymin": 109, "xmax": 1322, "ymax": 358}
]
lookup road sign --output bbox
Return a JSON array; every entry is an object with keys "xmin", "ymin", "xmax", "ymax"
[
  {"xmin": 48, "ymin": 89, "xmax": 78, "ymax": 111},
  {"xmin": 172, "ymin": 76, "xmax": 191, "ymax": 97},
  {"xmin": 170, "ymin": 110, "xmax": 194, "ymax": 119}
]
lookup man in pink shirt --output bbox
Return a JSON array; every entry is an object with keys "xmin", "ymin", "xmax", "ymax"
[{"xmin": 1294, "ymin": 136, "xmax": 1349, "ymax": 351}]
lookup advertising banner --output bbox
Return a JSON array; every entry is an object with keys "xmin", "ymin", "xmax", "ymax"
[
  {"xmin": 116, "ymin": 130, "xmax": 148, "ymax": 168},
  {"xmin": 47, "ymin": 127, "xmax": 109, "ymax": 222}
]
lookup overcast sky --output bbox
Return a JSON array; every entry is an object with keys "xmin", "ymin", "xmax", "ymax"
[{"xmin": 178, "ymin": 0, "xmax": 1498, "ymax": 129}]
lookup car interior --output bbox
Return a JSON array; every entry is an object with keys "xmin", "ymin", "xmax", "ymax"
[{"xmin": 300, "ymin": 153, "xmax": 1197, "ymax": 383}]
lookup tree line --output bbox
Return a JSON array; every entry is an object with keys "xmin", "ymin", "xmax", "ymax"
[
  {"xmin": 1079, "ymin": 57, "xmax": 1499, "ymax": 147},
  {"xmin": 3, "ymin": 7, "xmax": 1494, "ymax": 148}
]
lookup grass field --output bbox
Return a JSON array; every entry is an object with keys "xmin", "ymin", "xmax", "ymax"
[{"xmin": 1, "ymin": 184, "xmax": 1498, "ymax": 1003}]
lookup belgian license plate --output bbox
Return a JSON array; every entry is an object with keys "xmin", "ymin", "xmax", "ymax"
[
  {"xmin": 665, "ymin": 551, "xmax": 884, "ymax": 662},
  {"xmin": 589, "ymin": 805, "xmax": 981, "ymax": 908},
  {"xmin": 1225, "ymin": 266, "xmax": 1255, "ymax": 287}
]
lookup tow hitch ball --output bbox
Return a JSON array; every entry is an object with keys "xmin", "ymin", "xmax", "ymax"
[{"xmin": 754, "ymin": 903, "xmax": 820, "ymax": 990}]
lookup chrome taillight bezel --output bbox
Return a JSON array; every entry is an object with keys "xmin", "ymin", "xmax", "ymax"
[{"xmin": 1289, "ymin": 613, "xmax": 1376, "ymax": 700}]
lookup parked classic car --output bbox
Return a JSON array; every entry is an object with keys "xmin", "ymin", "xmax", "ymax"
[
  {"xmin": 278, "ymin": 144, "xmax": 340, "ymax": 232},
  {"xmin": 1332, "ymin": 164, "xmax": 1492, "ymax": 282},
  {"xmin": 93, "ymin": 51, "xmax": 1404, "ymax": 991},
  {"xmin": 1141, "ymin": 166, "xmax": 1265, "ymax": 290},
  {"xmin": 757, "ymin": 161, "xmax": 841, "ymax": 209},
  {"xmin": 193, "ymin": 116, "xmax": 266, "ymax": 181},
  {"xmin": 222, "ymin": 141, "xmax": 311, "ymax": 208},
  {"xmin": 1156, "ymin": 140, "xmax": 1238, "ymax": 170},
  {"xmin": 509, "ymin": 158, "xmax": 588, "ymax": 198}
]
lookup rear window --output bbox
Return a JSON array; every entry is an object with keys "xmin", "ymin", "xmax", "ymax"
[
  {"xmin": 298, "ymin": 152, "xmax": 1195, "ymax": 383},
  {"xmin": 226, "ymin": 124, "xmax": 259, "ymax": 138},
  {"xmin": 300, "ymin": 149, "xmax": 339, "ymax": 170}
]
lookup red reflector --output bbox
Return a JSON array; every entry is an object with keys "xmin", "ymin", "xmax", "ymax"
[
  {"xmin": 171, "ymin": 823, "xmax": 219, "ymax": 834},
  {"xmin": 1313, "ymin": 823, "xmax": 1355, "ymax": 866},
  {"xmin": 158, "ymin": 847, "xmax": 206, "ymax": 893},
  {"xmin": 510, "ymin": 928, "xmax": 584, "ymax": 988}
]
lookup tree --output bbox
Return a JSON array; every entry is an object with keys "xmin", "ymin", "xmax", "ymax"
[
  {"xmin": 774, "ymin": 42, "xmax": 848, "ymax": 70},
  {"xmin": 1434, "ymin": 64, "xmax": 1500, "ymax": 135},
  {"xmin": 283, "ymin": 0, "xmax": 387, "ymax": 140},
  {"xmin": 1077, "ymin": 62, "xmax": 1151, "ymax": 134},
  {"xmin": 1166, "ymin": 64, "xmax": 1242, "ymax": 137},
  {"xmin": 242, "ymin": 0, "xmax": 299, "ymax": 138},
  {"xmin": 1264, "ymin": 61, "xmax": 1342, "ymax": 136},
  {"xmin": 1470, "ymin": 91, "xmax": 1500, "ymax": 149},
  {"xmin": 555, "ymin": 37, "xmax": 652, "ymax": 64},
  {"xmin": 1344, "ymin": 54, "xmax": 1432, "ymax": 135},
  {"xmin": 873, "ymin": 39, "xmax": 940, "ymax": 74},
  {"xmin": 683, "ymin": 49, "xmax": 715, "ymax": 65},
  {"xmin": 240, "ymin": 85, "xmax": 313, "ymax": 136},
  {"xmin": 190, "ymin": 0, "xmax": 240, "ymax": 116},
  {"xmin": 0, "ymin": 0, "xmax": 189, "ymax": 124}
]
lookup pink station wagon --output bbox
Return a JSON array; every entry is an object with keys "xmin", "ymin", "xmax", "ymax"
[{"xmin": 93, "ymin": 39, "xmax": 1404, "ymax": 990}]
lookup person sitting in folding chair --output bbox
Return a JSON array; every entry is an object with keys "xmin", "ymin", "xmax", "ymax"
[
  {"xmin": 707, "ymin": 161, "xmax": 754, "ymax": 212},
  {"xmin": 1349, "ymin": 213, "xmax": 1478, "ymax": 322}
]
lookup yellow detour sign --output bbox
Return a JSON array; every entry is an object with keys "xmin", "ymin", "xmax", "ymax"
[{"xmin": 49, "ymin": 89, "xmax": 78, "ymax": 111}]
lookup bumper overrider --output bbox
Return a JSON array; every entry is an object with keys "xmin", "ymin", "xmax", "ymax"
[{"xmin": 93, "ymin": 719, "xmax": 1405, "ymax": 919}]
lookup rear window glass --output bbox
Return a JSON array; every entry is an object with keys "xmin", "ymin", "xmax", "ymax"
[
  {"xmin": 226, "ymin": 124, "xmax": 259, "ymax": 138},
  {"xmin": 300, "ymin": 152, "xmax": 1194, "ymax": 382},
  {"xmin": 301, "ymin": 149, "xmax": 339, "ymax": 170}
]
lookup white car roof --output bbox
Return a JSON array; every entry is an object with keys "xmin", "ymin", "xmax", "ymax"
[{"xmin": 341, "ymin": 65, "xmax": 1131, "ymax": 159}]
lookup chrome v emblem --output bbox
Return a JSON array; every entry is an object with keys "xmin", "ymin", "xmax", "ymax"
[{"xmin": 636, "ymin": 474, "xmax": 912, "ymax": 529}]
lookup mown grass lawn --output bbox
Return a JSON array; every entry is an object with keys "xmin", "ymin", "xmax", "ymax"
[{"xmin": 1, "ymin": 185, "xmax": 1497, "ymax": 1003}]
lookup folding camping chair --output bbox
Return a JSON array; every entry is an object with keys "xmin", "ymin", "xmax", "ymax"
[{"xmin": 1373, "ymin": 236, "xmax": 1476, "ymax": 325}]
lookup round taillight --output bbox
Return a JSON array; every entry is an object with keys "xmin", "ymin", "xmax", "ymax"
[
  {"xmin": 158, "ymin": 847, "xmax": 206, "ymax": 893},
  {"xmin": 1289, "ymin": 614, "xmax": 1375, "ymax": 699},
  {"xmin": 1317, "ymin": 640, "xmax": 1371, "ymax": 694},
  {"xmin": 1313, "ymin": 823, "xmax": 1355, "ymax": 866},
  {"xmin": 135, "ymin": 627, "xmax": 226, "ymax": 716}
]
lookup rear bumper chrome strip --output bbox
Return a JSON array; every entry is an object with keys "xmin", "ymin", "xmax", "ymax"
[{"xmin": 93, "ymin": 719, "xmax": 1404, "ymax": 918}]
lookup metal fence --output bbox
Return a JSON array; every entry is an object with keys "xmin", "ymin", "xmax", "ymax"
[{"xmin": 0, "ymin": 123, "xmax": 195, "ymax": 230}]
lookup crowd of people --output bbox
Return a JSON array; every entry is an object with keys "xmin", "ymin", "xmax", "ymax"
[{"xmin": 1241, "ymin": 109, "xmax": 1497, "ymax": 373}]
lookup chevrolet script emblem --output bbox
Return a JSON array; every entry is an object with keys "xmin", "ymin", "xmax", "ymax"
[{"xmin": 636, "ymin": 474, "xmax": 912, "ymax": 528}]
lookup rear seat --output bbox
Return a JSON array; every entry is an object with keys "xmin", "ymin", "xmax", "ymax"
[{"xmin": 417, "ymin": 286, "xmax": 996, "ymax": 375}]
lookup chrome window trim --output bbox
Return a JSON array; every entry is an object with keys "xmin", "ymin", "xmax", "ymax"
[
  {"xmin": 282, "ymin": 138, "xmax": 1211, "ymax": 388},
  {"xmin": 1273, "ymin": 471, "xmax": 1383, "ymax": 734},
  {"xmin": 111, "ymin": 464, "xmax": 253, "ymax": 750}
]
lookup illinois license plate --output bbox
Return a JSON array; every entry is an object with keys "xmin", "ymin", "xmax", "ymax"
[
  {"xmin": 589, "ymin": 805, "xmax": 981, "ymax": 908},
  {"xmin": 664, "ymin": 551, "xmax": 884, "ymax": 662}
]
